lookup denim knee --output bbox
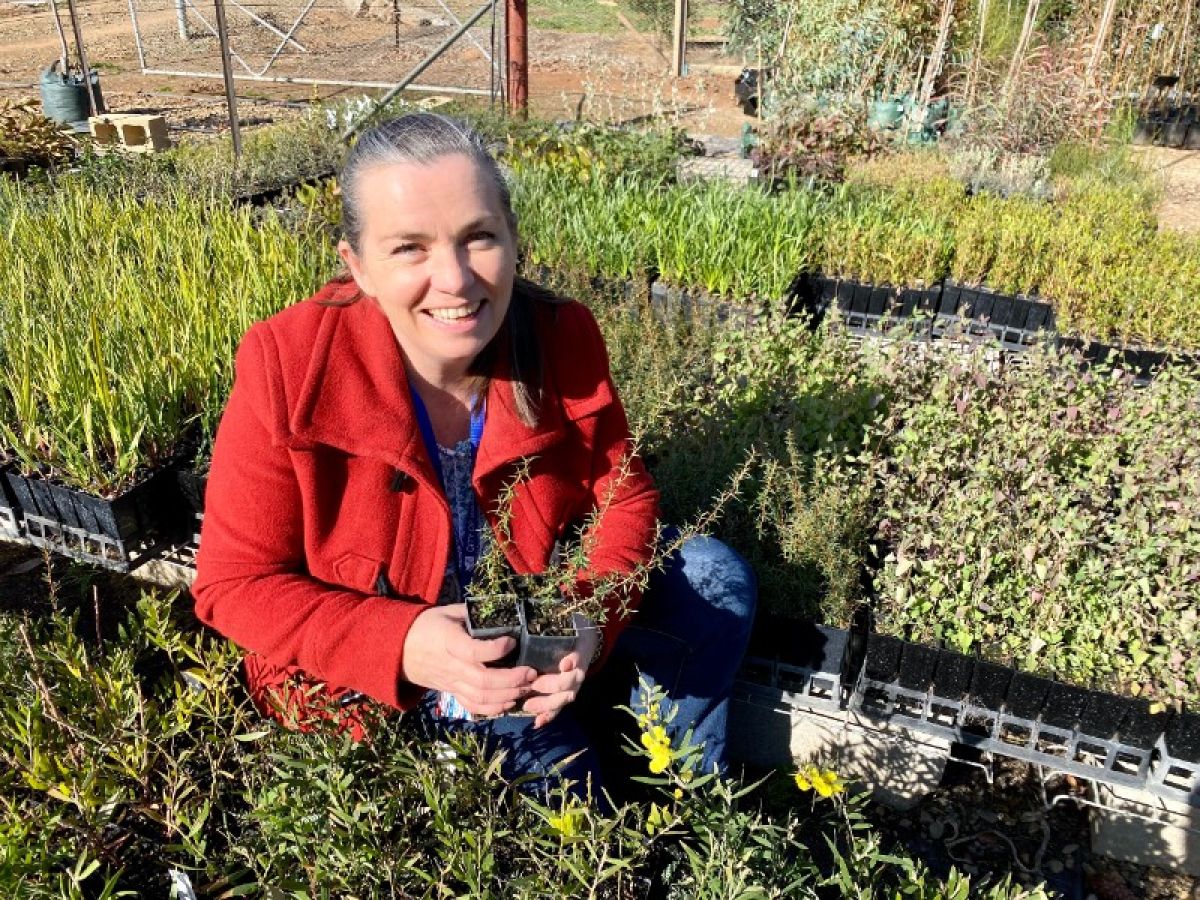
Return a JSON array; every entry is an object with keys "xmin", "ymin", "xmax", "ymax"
[{"xmin": 675, "ymin": 534, "xmax": 757, "ymax": 635}]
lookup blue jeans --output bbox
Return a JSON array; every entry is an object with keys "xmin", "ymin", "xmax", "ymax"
[{"xmin": 411, "ymin": 533, "xmax": 757, "ymax": 802}]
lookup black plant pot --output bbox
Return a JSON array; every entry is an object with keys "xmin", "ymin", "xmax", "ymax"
[
  {"xmin": 897, "ymin": 641, "xmax": 938, "ymax": 691},
  {"xmin": 867, "ymin": 284, "xmax": 891, "ymax": 318},
  {"xmin": 1163, "ymin": 711, "xmax": 1200, "ymax": 763},
  {"xmin": 1021, "ymin": 297, "xmax": 1055, "ymax": 335},
  {"xmin": 1131, "ymin": 115, "xmax": 1160, "ymax": 146},
  {"xmin": 1119, "ymin": 698, "xmax": 1170, "ymax": 751},
  {"xmin": 1079, "ymin": 690, "xmax": 1135, "ymax": 742},
  {"xmin": 863, "ymin": 632, "xmax": 903, "ymax": 683},
  {"xmin": 775, "ymin": 618, "xmax": 849, "ymax": 677},
  {"xmin": 931, "ymin": 649, "xmax": 975, "ymax": 701},
  {"xmin": 8, "ymin": 466, "xmax": 175, "ymax": 543},
  {"xmin": 176, "ymin": 468, "xmax": 209, "ymax": 516},
  {"xmin": 517, "ymin": 599, "xmax": 595, "ymax": 674},
  {"xmin": 465, "ymin": 594, "xmax": 522, "ymax": 668},
  {"xmin": 1162, "ymin": 117, "xmax": 1190, "ymax": 148},
  {"xmin": 1184, "ymin": 123, "xmax": 1200, "ymax": 151},
  {"xmin": 1040, "ymin": 682, "xmax": 1091, "ymax": 731},
  {"xmin": 1003, "ymin": 671, "xmax": 1053, "ymax": 721},
  {"xmin": 967, "ymin": 659, "xmax": 1013, "ymax": 711},
  {"xmin": 0, "ymin": 463, "xmax": 20, "ymax": 514},
  {"xmin": 851, "ymin": 280, "xmax": 873, "ymax": 315}
]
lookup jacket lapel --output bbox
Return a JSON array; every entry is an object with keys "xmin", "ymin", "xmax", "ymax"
[{"xmin": 287, "ymin": 295, "xmax": 432, "ymax": 481}]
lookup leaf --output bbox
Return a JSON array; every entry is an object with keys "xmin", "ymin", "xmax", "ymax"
[{"xmin": 233, "ymin": 729, "xmax": 270, "ymax": 743}]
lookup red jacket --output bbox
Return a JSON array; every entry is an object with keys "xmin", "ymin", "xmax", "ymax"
[{"xmin": 192, "ymin": 278, "xmax": 660, "ymax": 725}]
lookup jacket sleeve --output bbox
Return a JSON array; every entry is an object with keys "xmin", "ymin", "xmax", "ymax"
[
  {"xmin": 191, "ymin": 323, "xmax": 427, "ymax": 710},
  {"xmin": 555, "ymin": 304, "xmax": 661, "ymax": 660}
]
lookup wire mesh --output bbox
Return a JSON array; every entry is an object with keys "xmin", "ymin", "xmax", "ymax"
[
  {"xmin": 127, "ymin": 0, "xmax": 505, "ymax": 95},
  {"xmin": 524, "ymin": 0, "xmax": 737, "ymax": 124}
]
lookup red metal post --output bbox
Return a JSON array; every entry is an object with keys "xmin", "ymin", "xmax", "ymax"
[{"xmin": 506, "ymin": 0, "xmax": 527, "ymax": 116}]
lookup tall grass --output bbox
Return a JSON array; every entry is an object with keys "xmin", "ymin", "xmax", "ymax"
[{"xmin": 0, "ymin": 181, "xmax": 336, "ymax": 492}]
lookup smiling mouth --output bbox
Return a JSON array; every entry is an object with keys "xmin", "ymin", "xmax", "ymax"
[{"xmin": 426, "ymin": 299, "xmax": 484, "ymax": 322}]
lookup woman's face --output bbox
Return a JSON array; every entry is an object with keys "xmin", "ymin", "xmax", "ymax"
[{"xmin": 337, "ymin": 153, "xmax": 517, "ymax": 386}]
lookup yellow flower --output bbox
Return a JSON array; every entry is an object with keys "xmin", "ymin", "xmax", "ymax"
[
  {"xmin": 673, "ymin": 787, "xmax": 683, "ymax": 800},
  {"xmin": 548, "ymin": 807, "xmax": 585, "ymax": 838},
  {"xmin": 794, "ymin": 764, "xmax": 844, "ymax": 797},
  {"xmin": 641, "ymin": 724, "xmax": 673, "ymax": 774},
  {"xmin": 810, "ymin": 769, "xmax": 845, "ymax": 798}
]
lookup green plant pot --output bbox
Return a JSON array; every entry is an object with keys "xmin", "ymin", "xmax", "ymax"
[{"xmin": 38, "ymin": 61, "xmax": 104, "ymax": 125}]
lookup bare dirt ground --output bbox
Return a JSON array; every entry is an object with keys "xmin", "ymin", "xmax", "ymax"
[
  {"xmin": 0, "ymin": 0, "xmax": 750, "ymax": 140},
  {"xmin": 1135, "ymin": 146, "xmax": 1200, "ymax": 235}
]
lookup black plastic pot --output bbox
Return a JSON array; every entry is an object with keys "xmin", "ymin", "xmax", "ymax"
[
  {"xmin": 1163, "ymin": 711, "xmax": 1200, "ymax": 763},
  {"xmin": 1131, "ymin": 115, "xmax": 1159, "ymax": 146},
  {"xmin": 176, "ymin": 468, "xmax": 209, "ymax": 516},
  {"xmin": 8, "ymin": 466, "xmax": 176, "ymax": 544},
  {"xmin": 863, "ymin": 633, "xmax": 903, "ymax": 682},
  {"xmin": 931, "ymin": 649, "xmax": 975, "ymax": 700},
  {"xmin": 897, "ymin": 641, "xmax": 938, "ymax": 691},
  {"xmin": 1184, "ymin": 123, "xmax": 1200, "ymax": 151},
  {"xmin": 517, "ymin": 599, "xmax": 595, "ymax": 674},
  {"xmin": 867, "ymin": 284, "xmax": 891, "ymax": 318},
  {"xmin": 1161, "ymin": 116, "xmax": 1190, "ymax": 148},
  {"xmin": 1119, "ymin": 698, "xmax": 1170, "ymax": 751},
  {"xmin": 1021, "ymin": 297, "xmax": 1055, "ymax": 335},
  {"xmin": 775, "ymin": 618, "xmax": 849, "ymax": 677},
  {"xmin": 465, "ymin": 594, "xmax": 522, "ymax": 668},
  {"xmin": 967, "ymin": 659, "xmax": 1013, "ymax": 711},
  {"xmin": 851, "ymin": 281, "xmax": 873, "ymax": 314},
  {"xmin": 1079, "ymin": 690, "xmax": 1135, "ymax": 742},
  {"xmin": 1040, "ymin": 682, "xmax": 1091, "ymax": 731},
  {"xmin": 0, "ymin": 463, "xmax": 20, "ymax": 514},
  {"xmin": 1004, "ymin": 671, "xmax": 1053, "ymax": 721}
]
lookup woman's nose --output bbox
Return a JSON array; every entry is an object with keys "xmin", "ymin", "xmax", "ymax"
[{"xmin": 428, "ymin": 243, "xmax": 475, "ymax": 295}]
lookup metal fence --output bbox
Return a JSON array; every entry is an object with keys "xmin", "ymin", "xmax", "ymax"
[
  {"xmin": 126, "ymin": 0, "xmax": 505, "ymax": 98},
  {"xmin": 118, "ymin": 0, "xmax": 739, "ymax": 124},
  {"xmin": 523, "ymin": 0, "xmax": 736, "ymax": 124}
]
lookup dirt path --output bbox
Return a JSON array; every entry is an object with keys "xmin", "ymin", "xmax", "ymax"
[{"xmin": 1134, "ymin": 146, "xmax": 1200, "ymax": 235}]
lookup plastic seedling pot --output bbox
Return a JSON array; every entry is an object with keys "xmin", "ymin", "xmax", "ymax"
[
  {"xmin": 897, "ymin": 641, "xmax": 938, "ymax": 692},
  {"xmin": 1164, "ymin": 711, "xmax": 1200, "ymax": 764},
  {"xmin": 967, "ymin": 659, "xmax": 1013, "ymax": 712},
  {"xmin": 1079, "ymin": 690, "xmax": 1135, "ymax": 741},
  {"xmin": 931, "ymin": 649, "xmax": 974, "ymax": 701},
  {"xmin": 776, "ymin": 619, "xmax": 849, "ymax": 677},
  {"xmin": 1118, "ymin": 698, "xmax": 1169, "ymax": 751},
  {"xmin": 851, "ymin": 281, "xmax": 873, "ymax": 315},
  {"xmin": 1003, "ymin": 671, "xmax": 1053, "ymax": 721},
  {"xmin": 1131, "ymin": 116, "xmax": 1156, "ymax": 145},
  {"xmin": 863, "ymin": 633, "xmax": 903, "ymax": 682},
  {"xmin": 517, "ymin": 599, "xmax": 595, "ymax": 674},
  {"xmin": 71, "ymin": 469, "xmax": 173, "ymax": 542},
  {"xmin": 867, "ymin": 284, "xmax": 891, "ymax": 318},
  {"xmin": 939, "ymin": 279, "xmax": 963, "ymax": 313},
  {"xmin": 176, "ymin": 469, "xmax": 209, "ymax": 516},
  {"xmin": 1162, "ymin": 117, "xmax": 1189, "ymax": 148},
  {"xmin": 1184, "ymin": 123, "xmax": 1200, "ymax": 151},
  {"xmin": 833, "ymin": 278, "xmax": 857, "ymax": 314},
  {"xmin": 0, "ymin": 463, "xmax": 20, "ymax": 514},
  {"xmin": 465, "ymin": 594, "xmax": 522, "ymax": 668},
  {"xmin": 1022, "ymin": 299, "xmax": 1055, "ymax": 334},
  {"xmin": 1040, "ymin": 682, "xmax": 1091, "ymax": 731}
]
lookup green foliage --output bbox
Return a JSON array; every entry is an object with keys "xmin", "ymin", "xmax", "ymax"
[
  {"xmin": 0, "ymin": 180, "xmax": 337, "ymax": 491},
  {"xmin": 0, "ymin": 571, "xmax": 1033, "ymax": 896}
]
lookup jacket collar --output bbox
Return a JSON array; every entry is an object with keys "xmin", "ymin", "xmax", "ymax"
[{"xmin": 286, "ymin": 288, "xmax": 575, "ymax": 484}]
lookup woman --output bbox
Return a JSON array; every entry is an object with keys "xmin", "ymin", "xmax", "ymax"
[{"xmin": 193, "ymin": 113, "xmax": 756, "ymax": 798}]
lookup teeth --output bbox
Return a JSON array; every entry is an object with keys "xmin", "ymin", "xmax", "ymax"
[{"xmin": 428, "ymin": 301, "xmax": 481, "ymax": 321}]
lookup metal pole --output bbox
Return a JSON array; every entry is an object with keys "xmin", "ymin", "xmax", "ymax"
[
  {"xmin": 227, "ymin": 0, "xmax": 307, "ymax": 52},
  {"xmin": 432, "ymin": 0, "xmax": 491, "ymax": 61},
  {"xmin": 506, "ymin": 0, "xmax": 527, "ymax": 115},
  {"xmin": 341, "ymin": 0, "xmax": 494, "ymax": 141},
  {"xmin": 671, "ymin": 0, "xmax": 687, "ymax": 77},
  {"xmin": 63, "ymin": 0, "xmax": 100, "ymax": 116},
  {"xmin": 126, "ymin": 0, "xmax": 147, "ymax": 70},
  {"xmin": 213, "ymin": 0, "xmax": 242, "ymax": 160},
  {"xmin": 47, "ymin": 0, "xmax": 71, "ymax": 73},
  {"xmin": 176, "ymin": 0, "xmax": 188, "ymax": 40}
]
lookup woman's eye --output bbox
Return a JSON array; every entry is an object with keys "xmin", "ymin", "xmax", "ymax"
[
  {"xmin": 466, "ymin": 231, "xmax": 496, "ymax": 247},
  {"xmin": 391, "ymin": 243, "xmax": 421, "ymax": 256}
]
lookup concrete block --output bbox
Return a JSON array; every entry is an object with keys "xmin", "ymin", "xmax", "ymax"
[
  {"xmin": 88, "ymin": 114, "xmax": 171, "ymax": 153},
  {"xmin": 730, "ymin": 681, "xmax": 950, "ymax": 810},
  {"xmin": 1090, "ymin": 782, "xmax": 1200, "ymax": 876}
]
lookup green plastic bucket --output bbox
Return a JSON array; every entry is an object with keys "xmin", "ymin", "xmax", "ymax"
[{"xmin": 39, "ymin": 62, "xmax": 104, "ymax": 125}]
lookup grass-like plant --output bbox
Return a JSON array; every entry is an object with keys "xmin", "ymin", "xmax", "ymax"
[{"xmin": 0, "ymin": 180, "xmax": 336, "ymax": 493}]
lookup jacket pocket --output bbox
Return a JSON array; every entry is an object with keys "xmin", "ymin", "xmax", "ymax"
[{"xmin": 331, "ymin": 552, "xmax": 388, "ymax": 595}]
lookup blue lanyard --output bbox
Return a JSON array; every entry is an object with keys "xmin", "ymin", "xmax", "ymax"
[{"xmin": 408, "ymin": 387, "xmax": 486, "ymax": 591}]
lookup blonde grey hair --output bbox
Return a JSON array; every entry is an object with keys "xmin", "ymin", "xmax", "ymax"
[{"xmin": 339, "ymin": 112, "xmax": 517, "ymax": 253}]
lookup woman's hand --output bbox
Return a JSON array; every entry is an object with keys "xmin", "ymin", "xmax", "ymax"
[
  {"xmin": 521, "ymin": 615, "xmax": 601, "ymax": 729},
  {"xmin": 401, "ymin": 604, "xmax": 537, "ymax": 718}
]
